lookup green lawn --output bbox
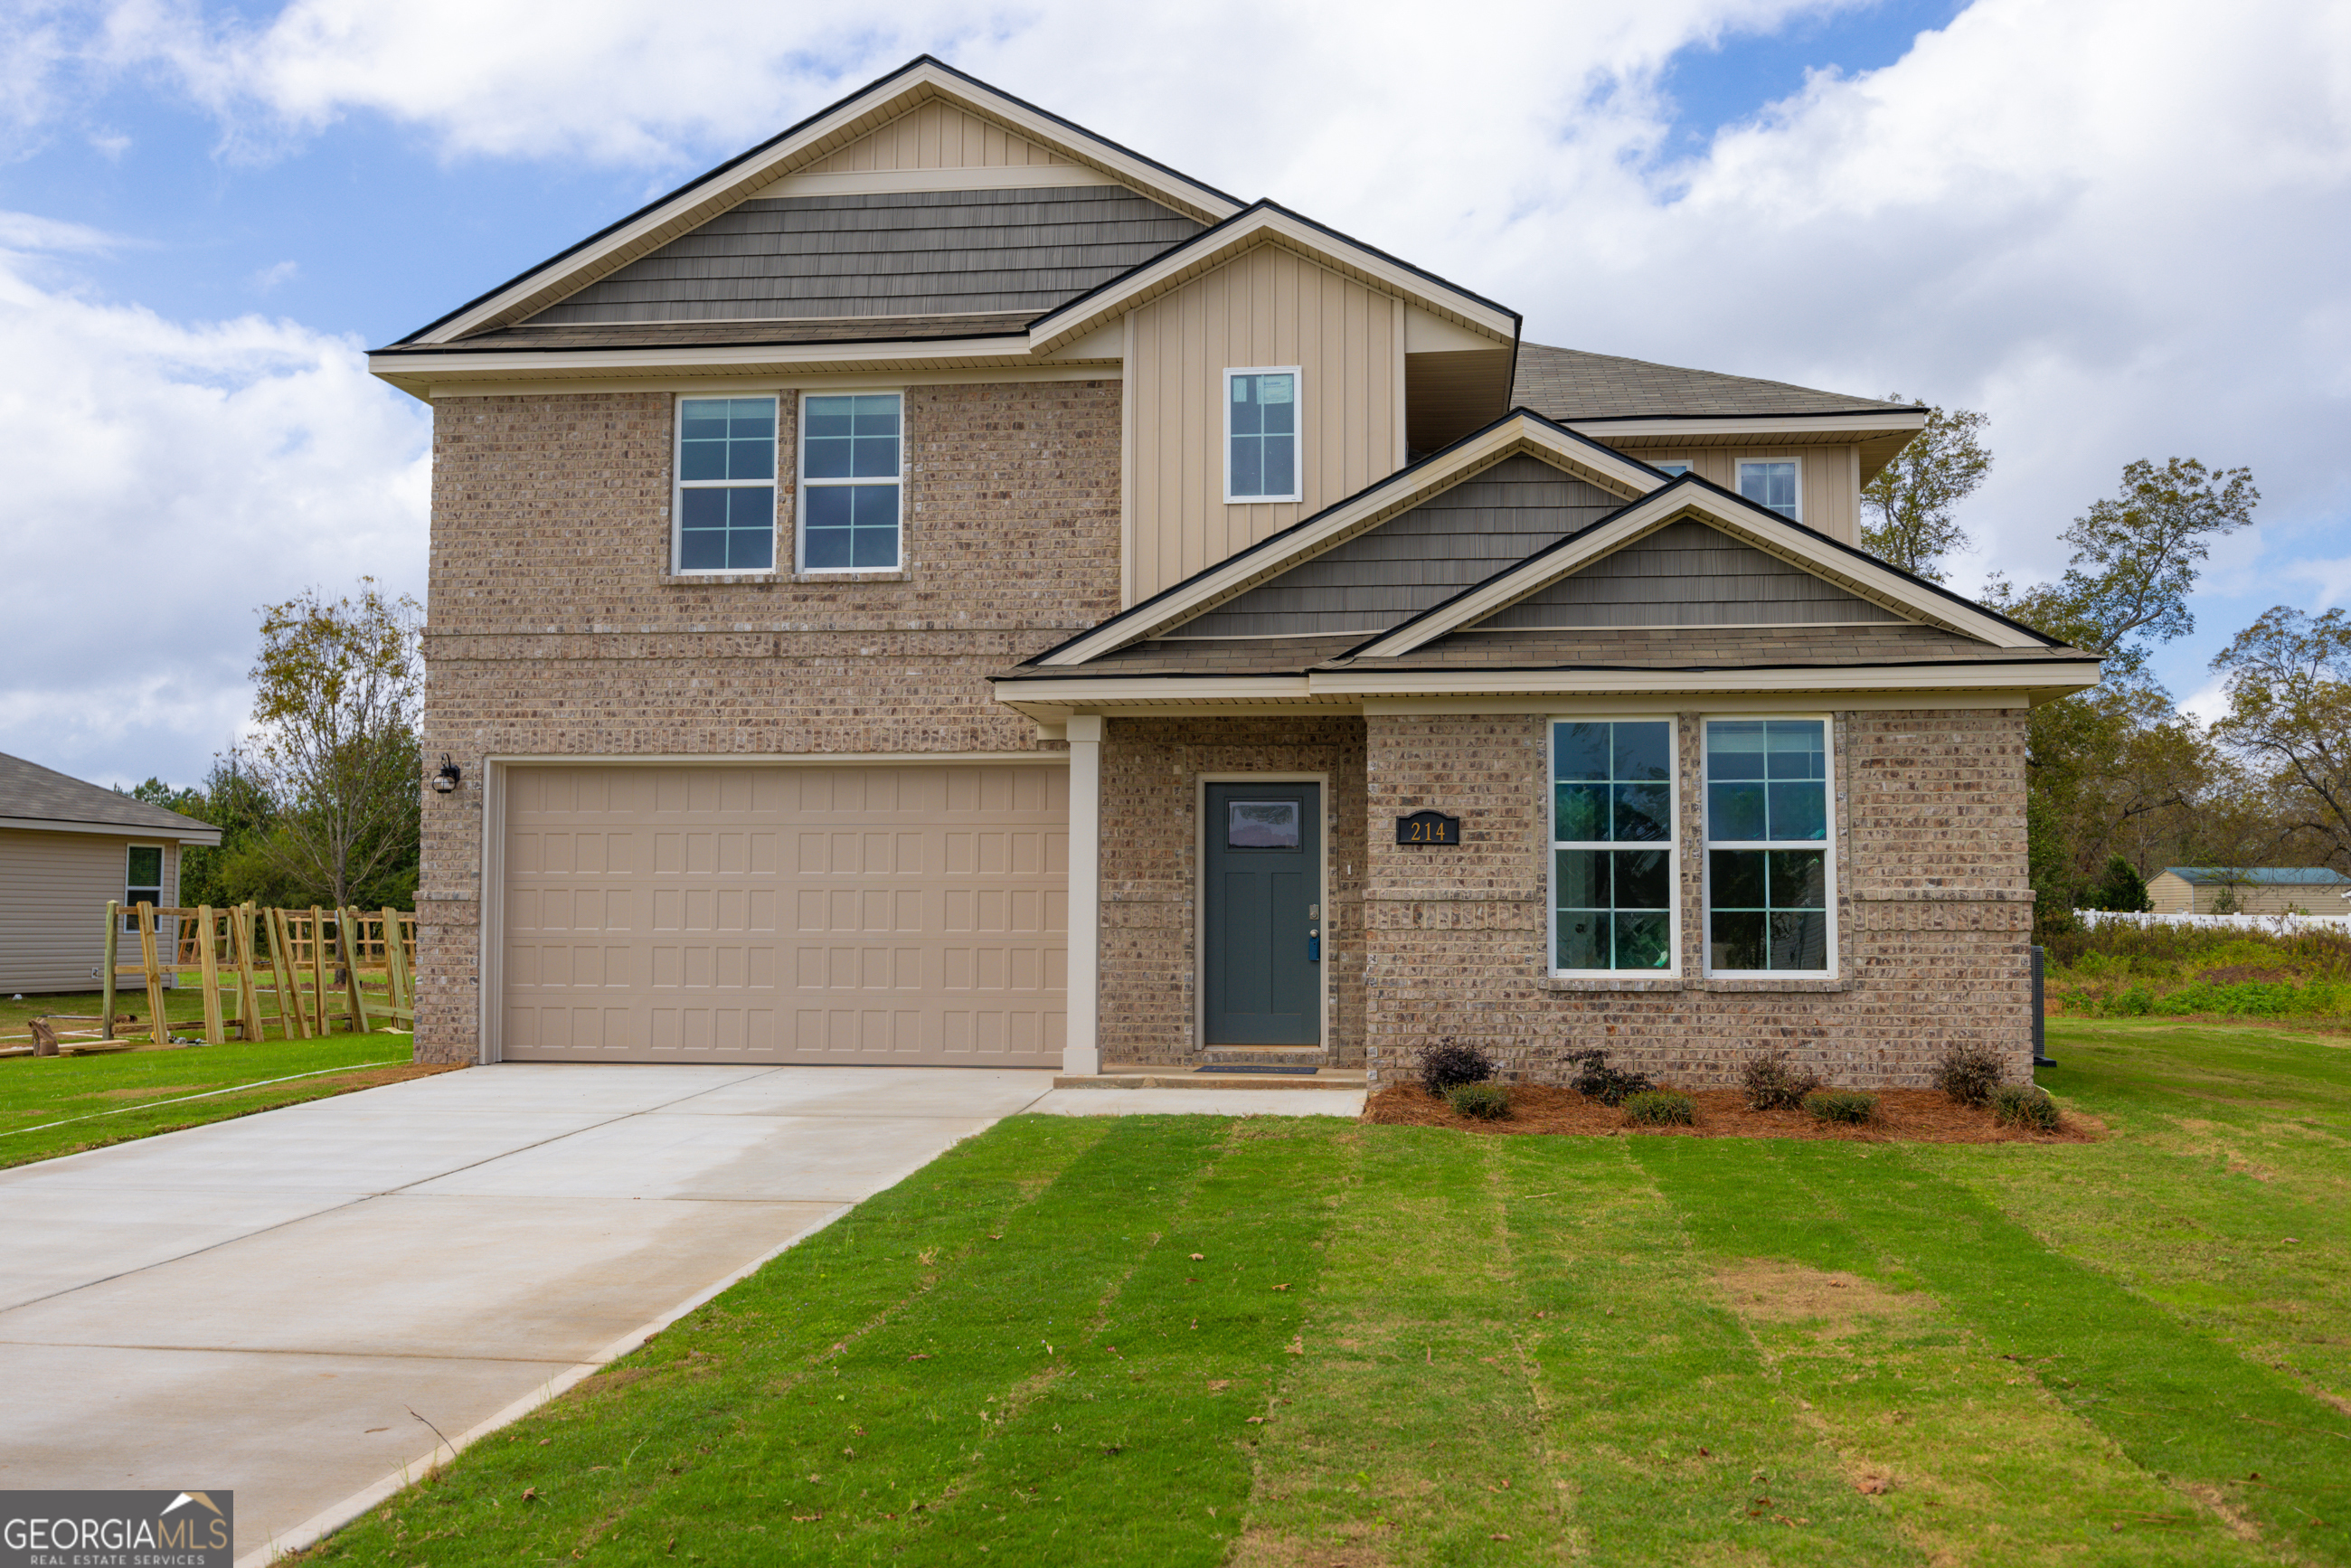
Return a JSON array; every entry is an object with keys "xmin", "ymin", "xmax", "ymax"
[
  {"xmin": 279, "ymin": 1018, "xmax": 2348, "ymax": 1565},
  {"xmin": 0, "ymin": 1033, "xmax": 427, "ymax": 1169}
]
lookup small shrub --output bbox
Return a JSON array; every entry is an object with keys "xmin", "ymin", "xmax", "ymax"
[
  {"xmin": 1418, "ymin": 1036, "xmax": 1496, "ymax": 1097},
  {"xmin": 1804, "ymin": 1090, "xmax": 1878, "ymax": 1125},
  {"xmin": 1933, "ymin": 1042, "xmax": 2006, "ymax": 1106},
  {"xmin": 1445, "ymin": 1082, "xmax": 1512, "ymax": 1120},
  {"xmin": 1621, "ymin": 1089, "xmax": 1695, "ymax": 1127},
  {"xmin": 1990, "ymin": 1083, "xmax": 2061, "ymax": 1131},
  {"xmin": 1741, "ymin": 1048, "xmax": 1821, "ymax": 1111},
  {"xmin": 1566, "ymin": 1048, "xmax": 1655, "ymax": 1106}
]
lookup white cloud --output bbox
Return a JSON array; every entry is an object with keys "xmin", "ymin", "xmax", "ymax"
[
  {"xmin": 0, "ymin": 217, "xmax": 428, "ymax": 788},
  {"xmin": 251, "ymin": 257, "xmax": 297, "ymax": 291}
]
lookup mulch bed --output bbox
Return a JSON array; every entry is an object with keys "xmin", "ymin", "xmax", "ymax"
[{"xmin": 1364, "ymin": 1082, "xmax": 2101, "ymax": 1143}]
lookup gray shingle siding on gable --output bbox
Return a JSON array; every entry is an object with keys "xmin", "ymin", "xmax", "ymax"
[
  {"xmin": 528, "ymin": 185, "xmax": 1205, "ymax": 325},
  {"xmin": 1169, "ymin": 456, "xmax": 1622, "ymax": 639},
  {"xmin": 1480, "ymin": 518, "xmax": 1903, "ymax": 630}
]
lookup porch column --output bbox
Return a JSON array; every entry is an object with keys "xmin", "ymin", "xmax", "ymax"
[{"xmin": 1064, "ymin": 713, "xmax": 1103, "ymax": 1076}]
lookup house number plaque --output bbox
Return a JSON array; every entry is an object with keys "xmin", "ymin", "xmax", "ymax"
[{"xmin": 1395, "ymin": 810, "xmax": 1460, "ymax": 845}]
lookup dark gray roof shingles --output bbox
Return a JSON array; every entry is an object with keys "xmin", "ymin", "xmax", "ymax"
[
  {"xmin": 1512, "ymin": 342, "xmax": 1916, "ymax": 421},
  {"xmin": 384, "ymin": 312, "xmax": 1037, "ymax": 355},
  {"xmin": 0, "ymin": 751, "xmax": 219, "ymax": 836}
]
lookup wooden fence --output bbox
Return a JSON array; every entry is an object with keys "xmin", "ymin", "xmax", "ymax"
[{"xmin": 96, "ymin": 902, "xmax": 418, "ymax": 1046}]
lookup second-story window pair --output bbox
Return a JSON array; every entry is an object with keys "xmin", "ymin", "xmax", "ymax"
[{"xmin": 673, "ymin": 392, "xmax": 903, "ymax": 574}]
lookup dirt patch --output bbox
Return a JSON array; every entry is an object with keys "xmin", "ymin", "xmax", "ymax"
[
  {"xmin": 1230, "ymin": 1529, "xmax": 1392, "ymax": 1568},
  {"xmin": 1715, "ymin": 1261, "xmax": 1934, "ymax": 1336},
  {"xmin": 1364, "ymin": 1083, "xmax": 2100, "ymax": 1143}
]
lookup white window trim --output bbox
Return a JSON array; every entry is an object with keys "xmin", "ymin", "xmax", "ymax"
[
  {"xmin": 1547, "ymin": 716, "xmax": 1681, "ymax": 978},
  {"xmin": 1735, "ymin": 454, "xmax": 1803, "ymax": 524},
  {"xmin": 1650, "ymin": 458, "xmax": 1694, "ymax": 477},
  {"xmin": 796, "ymin": 387, "xmax": 906, "ymax": 574},
  {"xmin": 1223, "ymin": 365, "xmax": 1304, "ymax": 505},
  {"xmin": 672, "ymin": 392, "xmax": 780, "ymax": 576},
  {"xmin": 1700, "ymin": 713, "xmax": 1838, "ymax": 978},
  {"xmin": 124, "ymin": 842, "xmax": 165, "ymax": 931}
]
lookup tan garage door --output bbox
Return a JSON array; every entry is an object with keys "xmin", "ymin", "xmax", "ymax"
[{"xmin": 501, "ymin": 763, "xmax": 1068, "ymax": 1065}]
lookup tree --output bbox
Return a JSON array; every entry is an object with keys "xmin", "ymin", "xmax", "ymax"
[
  {"xmin": 2083, "ymin": 855, "xmax": 2151, "ymax": 913},
  {"xmin": 2211, "ymin": 606, "xmax": 2351, "ymax": 872},
  {"xmin": 244, "ymin": 580, "xmax": 424, "ymax": 907},
  {"xmin": 1860, "ymin": 397, "xmax": 1991, "ymax": 581}
]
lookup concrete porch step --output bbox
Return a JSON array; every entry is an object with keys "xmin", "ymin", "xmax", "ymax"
[
  {"xmin": 1056, "ymin": 1062, "xmax": 1368, "ymax": 1091},
  {"xmin": 1201, "ymin": 1044, "xmax": 1329, "ymax": 1071}
]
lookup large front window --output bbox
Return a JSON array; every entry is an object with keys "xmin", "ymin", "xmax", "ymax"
[
  {"xmin": 800, "ymin": 392, "xmax": 902, "ymax": 571},
  {"xmin": 675, "ymin": 396, "xmax": 777, "ymax": 572},
  {"xmin": 1225, "ymin": 369, "xmax": 1298, "ymax": 502},
  {"xmin": 1551, "ymin": 720, "xmax": 1675, "ymax": 972},
  {"xmin": 1704, "ymin": 718, "xmax": 1832, "ymax": 974}
]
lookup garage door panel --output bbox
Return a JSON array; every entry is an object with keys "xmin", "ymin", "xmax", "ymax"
[{"xmin": 504, "ymin": 763, "xmax": 1065, "ymax": 1065}]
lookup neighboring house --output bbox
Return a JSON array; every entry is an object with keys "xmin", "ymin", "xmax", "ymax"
[
  {"xmin": 369, "ymin": 59, "xmax": 2101, "ymax": 1086},
  {"xmin": 0, "ymin": 751, "xmax": 221, "ymax": 993},
  {"xmin": 2147, "ymin": 867, "xmax": 2351, "ymax": 916}
]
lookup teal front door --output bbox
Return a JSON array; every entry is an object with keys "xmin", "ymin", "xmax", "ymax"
[{"xmin": 1203, "ymin": 782, "xmax": 1322, "ymax": 1045}]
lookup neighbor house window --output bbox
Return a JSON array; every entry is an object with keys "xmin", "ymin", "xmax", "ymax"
[
  {"xmin": 1653, "ymin": 461, "xmax": 1692, "ymax": 477},
  {"xmin": 125, "ymin": 844, "xmax": 163, "ymax": 929},
  {"xmin": 1704, "ymin": 718, "xmax": 1832, "ymax": 974},
  {"xmin": 675, "ymin": 396, "xmax": 777, "ymax": 572},
  {"xmin": 1225, "ymin": 368, "xmax": 1299, "ymax": 503},
  {"xmin": 1737, "ymin": 459, "xmax": 1799, "ymax": 520},
  {"xmin": 1551, "ymin": 720, "xmax": 1676, "ymax": 973},
  {"xmin": 800, "ymin": 392, "xmax": 902, "ymax": 571}
]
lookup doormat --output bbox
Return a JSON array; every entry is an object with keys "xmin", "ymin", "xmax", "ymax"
[{"xmin": 1201, "ymin": 1063, "xmax": 1317, "ymax": 1074}]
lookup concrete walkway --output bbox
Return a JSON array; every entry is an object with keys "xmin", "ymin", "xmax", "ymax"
[{"xmin": 0, "ymin": 1063, "xmax": 1364, "ymax": 1563}]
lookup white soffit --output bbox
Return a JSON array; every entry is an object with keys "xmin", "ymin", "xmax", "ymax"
[
  {"xmin": 752, "ymin": 164, "xmax": 1119, "ymax": 199},
  {"xmin": 1350, "ymin": 483, "xmax": 2045, "ymax": 658}
]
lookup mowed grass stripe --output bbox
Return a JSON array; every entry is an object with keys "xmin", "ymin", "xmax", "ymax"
[
  {"xmin": 299, "ymin": 1115, "xmax": 1114, "ymax": 1566},
  {"xmin": 1635, "ymin": 1136, "xmax": 2351, "ymax": 1562},
  {"xmin": 1499, "ymin": 1137, "xmax": 1917, "ymax": 1565},
  {"xmin": 622, "ymin": 1116, "xmax": 1235, "ymax": 1564},
  {"xmin": 914, "ymin": 1119, "xmax": 1358, "ymax": 1566},
  {"xmin": 1235, "ymin": 1127, "xmax": 1563, "ymax": 1564}
]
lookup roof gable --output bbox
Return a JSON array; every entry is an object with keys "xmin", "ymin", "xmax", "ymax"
[
  {"xmin": 0, "ymin": 751, "xmax": 220, "ymax": 839},
  {"xmin": 1478, "ymin": 517, "xmax": 1903, "ymax": 631}
]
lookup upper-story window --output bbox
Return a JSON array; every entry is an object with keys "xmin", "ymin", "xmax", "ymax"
[
  {"xmin": 1737, "ymin": 459, "xmax": 1799, "ymax": 521},
  {"xmin": 675, "ymin": 396, "xmax": 777, "ymax": 572},
  {"xmin": 1653, "ymin": 461, "xmax": 1693, "ymax": 477},
  {"xmin": 1704, "ymin": 717, "xmax": 1832, "ymax": 974},
  {"xmin": 801, "ymin": 392, "xmax": 902, "ymax": 571},
  {"xmin": 1225, "ymin": 368, "xmax": 1300, "ymax": 503}
]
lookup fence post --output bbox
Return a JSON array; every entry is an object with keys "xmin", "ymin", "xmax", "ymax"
[
  {"xmin": 309, "ymin": 905, "xmax": 330, "ymax": 1034},
  {"xmin": 382, "ymin": 905, "xmax": 412, "ymax": 1019},
  {"xmin": 339, "ymin": 907, "xmax": 371, "ymax": 1033},
  {"xmin": 137, "ymin": 902, "xmax": 166, "ymax": 1043},
  {"xmin": 268, "ymin": 907, "xmax": 309, "ymax": 1039},
  {"xmin": 101, "ymin": 901, "xmax": 119, "ymax": 1040},
  {"xmin": 231, "ymin": 905, "xmax": 266, "ymax": 1042},
  {"xmin": 195, "ymin": 906, "xmax": 227, "ymax": 1045}
]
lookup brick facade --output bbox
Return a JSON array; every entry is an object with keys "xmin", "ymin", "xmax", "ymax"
[
  {"xmin": 414, "ymin": 380, "xmax": 1121, "ymax": 1062},
  {"xmin": 1358, "ymin": 708, "xmax": 2034, "ymax": 1091}
]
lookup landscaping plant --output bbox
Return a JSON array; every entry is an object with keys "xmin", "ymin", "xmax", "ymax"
[
  {"xmin": 1990, "ymin": 1082, "xmax": 2062, "ymax": 1130},
  {"xmin": 1803, "ymin": 1090, "xmax": 1879, "ymax": 1125},
  {"xmin": 1933, "ymin": 1041, "xmax": 2006, "ymax": 1106},
  {"xmin": 1444, "ymin": 1082, "xmax": 1512, "ymax": 1120},
  {"xmin": 1620, "ymin": 1088, "xmax": 1695, "ymax": 1127},
  {"xmin": 1417, "ymin": 1036, "xmax": 1497, "ymax": 1096},
  {"xmin": 1565, "ymin": 1047, "xmax": 1655, "ymax": 1106},
  {"xmin": 1740, "ymin": 1047, "xmax": 1821, "ymax": 1110}
]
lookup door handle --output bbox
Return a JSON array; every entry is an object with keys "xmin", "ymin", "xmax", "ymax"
[{"xmin": 1308, "ymin": 903, "xmax": 1320, "ymax": 963}]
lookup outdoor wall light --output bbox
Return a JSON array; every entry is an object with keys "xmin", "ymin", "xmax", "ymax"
[{"xmin": 431, "ymin": 755, "xmax": 463, "ymax": 794}]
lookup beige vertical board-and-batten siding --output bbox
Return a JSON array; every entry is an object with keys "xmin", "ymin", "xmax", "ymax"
[
  {"xmin": 1659, "ymin": 447, "xmax": 1862, "ymax": 544},
  {"xmin": 798, "ymin": 100, "xmax": 1073, "ymax": 175},
  {"xmin": 1124, "ymin": 245, "xmax": 1406, "ymax": 605},
  {"xmin": 0, "ymin": 828, "xmax": 169, "ymax": 992}
]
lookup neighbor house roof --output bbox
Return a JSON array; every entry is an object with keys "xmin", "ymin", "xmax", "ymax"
[
  {"xmin": 1512, "ymin": 343, "xmax": 1914, "ymax": 421},
  {"xmin": 0, "ymin": 751, "xmax": 222, "ymax": 842},
  {"xmin": 2159, "ymin": 867, "xmax": 2351, "ymax": 886}
]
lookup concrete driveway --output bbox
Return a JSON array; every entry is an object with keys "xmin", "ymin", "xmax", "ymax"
[{"xmin": 0, "ymin": 1063, "xmax": 1365, "ymax": 1563}]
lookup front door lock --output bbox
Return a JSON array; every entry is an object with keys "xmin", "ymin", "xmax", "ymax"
[{"xmin": 1308, "ymin": 902, "xmax": 1320, "ymax": 963}]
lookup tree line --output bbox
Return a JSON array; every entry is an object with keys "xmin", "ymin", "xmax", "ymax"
[
  {"xmin": 1865, "ymin": 407, "xmax": 2350, "ymax": 935},
  {"xmin": 127, "ymin": 580, "xmax": 423, "ymax": 913}
]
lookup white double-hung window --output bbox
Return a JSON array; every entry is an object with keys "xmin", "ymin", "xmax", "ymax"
[
  {"xmin": 800, "ymin": 392, "xmax": 902, "ymax": 571},
  {"xmin": 1737, "ymin": 458, "xmax": 1799, "ymax": 520},
  {"xmin": 1551, "ymin": 720, "xmax": 1676, "ymax": 972},
  {"xmin": 1225, "ymin": 368, "xmax": 1299, "ymax": 502},
  {"xmin": 675, "ymin": 396, "xmax": 777, "ymax": 572},
  {"xmin": 1704, "ymin": 718, "xmax": 1833, "ymax": 974},
  {"xmin": 124, "ymin": 845, "xmax": 163, "ymax": 926}
]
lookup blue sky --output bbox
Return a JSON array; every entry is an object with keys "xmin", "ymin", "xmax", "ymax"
[{"xmin": 2, "ymin": 0, "xmax": 2345, "ymax": 787}]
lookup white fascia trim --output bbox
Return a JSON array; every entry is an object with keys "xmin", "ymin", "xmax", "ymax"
[
  {"xmin": 0, "ymin": 816, "xmax": 222, "ymax": 844},
  {"xmin": 1565, "ymin": 411, "xmax": 1927, "ymax": 442},
  {"xmin": 418, "ymin": 64, "xmax": 1242, "ymax": 345},
  {"xmin": 993, "ymin": 676, "xmax": 1317, "ymax": 705},
  {"xmin": 373, "ymin": 336, "xmax": 1035, "ymax": 382},
  {"xmin": 1352, "ymin": 486, "xmax": 2044, "ymax": 658},
  {"xmin": 1024, "ymin": 207, "xmax": 1517, "ymax": 355},
  {"xmin": 1035, "ymin": 418, "xmax": 1664, "ymax": 668}
]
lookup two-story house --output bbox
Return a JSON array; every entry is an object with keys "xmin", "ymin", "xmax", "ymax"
[{"xmin": 370, "ymin": 58, "xmax": 2099, "ymax": 1088}]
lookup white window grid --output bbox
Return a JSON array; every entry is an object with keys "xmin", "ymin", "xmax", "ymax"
[
  {"xmin": 1735, "ymin": 456, "xmax": 1803, "ymax": 523},
  {"xmin": 1548, "ymin": 716, "xmax": 1682, "ymax": 978},
  {"xmin": 796, "ymin": 388, "xmax": 905, "ymax": 573},
  {"xmin": 1700, "ymin": 713, "xmax": 1838, "ymax": 978},
  {"xmin": 1223, "ymin": 365, "xmax": 1303, "ymax": 505},
  {"xmin": 671, "ymin": 393, "xmax": 780, "ymax": 576}
]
